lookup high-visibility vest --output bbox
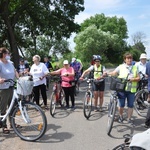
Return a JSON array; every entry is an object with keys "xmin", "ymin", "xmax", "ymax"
[
  {"xmin": 118, "ymin": 64, "xmax": 138, "ymax": 93},
  {"xmin": 93, "ymin": 64, "xmax": 103, "ymax": 79}
]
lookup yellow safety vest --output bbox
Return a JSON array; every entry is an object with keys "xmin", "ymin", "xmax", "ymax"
[
  {"xmin": 93, "ymin": 64, "xmax": 103, "ymax": 79},
  {"xmin": 118, "ymin": 64, "xmax": 138, "ymax": 93}
]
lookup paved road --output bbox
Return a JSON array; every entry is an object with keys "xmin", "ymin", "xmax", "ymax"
[{"xmin": 0, "ymin": 73, "xmax": 147, "ymax": 150}]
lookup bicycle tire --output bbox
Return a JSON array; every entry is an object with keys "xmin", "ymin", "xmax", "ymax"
[
  {"xmin": 83, "ymin": 91, "xmax": 92, "ymax": 119},
  {"xmin": 11, "ymin": 102, "xmax": 47, "ymax": 141},
  {"xmin": 50, "ymin": 92, "xmax": 56, "ymax": 117},
  {"xmin": 134, "ymin": 89, "xmax": 149, "ymax": 118},
  {"xmin": 112, "ymin": 143, "xmax": 130, "ymax": 150},
  {"xmin": 107, "ymin": 99, "xmax": 117, "ymax": 135},
  {"xmin": 59, "ymin": 89, "xmax": 66, "ymax": 107}
]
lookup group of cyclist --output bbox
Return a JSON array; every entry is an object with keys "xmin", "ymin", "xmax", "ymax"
[{"xmin": 1, "ymin": 45, "xmax": 150, "ymax": 136}]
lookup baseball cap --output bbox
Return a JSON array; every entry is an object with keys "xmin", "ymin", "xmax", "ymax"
[
  {"xmin": 72, "ymin": 58, "xmax": 76, "ymax": 62},
  {"xmin": 140, "ymin": 53, "xmax": 147, "ymax": 59},
  {"xmin": 63, "ymin": 60, "xmax": 69, "ymax": 64}
]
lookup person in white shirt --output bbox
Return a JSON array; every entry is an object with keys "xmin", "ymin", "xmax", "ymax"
[
  {"xmin": 135, "ymin": 53, "xmax": 148, "ymax": 78},
  {"xmin": 30, "ymin": 55, "xmax": 49, "ymax": 109}
]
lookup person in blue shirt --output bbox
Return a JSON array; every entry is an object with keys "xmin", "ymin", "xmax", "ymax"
[
  {"xmin": 144, "ymin": 61, "xmax": 150, "ymax": 128},
  {"xmin": 44, "ymin": 56, "xmax": 53, "ymax": 90}
]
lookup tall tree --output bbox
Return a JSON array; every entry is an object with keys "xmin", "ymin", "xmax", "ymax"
[
  {"xmin": 75, "ymin": 14, "xmax": 128, "ymax": 64},
  {"xmin": 0, "ymin": 0, "xmax": 84, "ymax": 67}
]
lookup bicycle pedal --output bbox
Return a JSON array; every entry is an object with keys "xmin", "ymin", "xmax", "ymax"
[
  {"xmin": 38, "ymin": 123, "xmax": 43, "ymax": 131},
  {"xmin": 16, "ymin": 110, "xmax": 21, "ymax": 115}
]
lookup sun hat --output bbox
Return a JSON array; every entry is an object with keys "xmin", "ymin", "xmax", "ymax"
[
  {"xmin": 72, "ymin": 58, "xmax": 76, "ymax": 62},
  {"xmin": 140, "ymin": 53, "xmax": 147, "ymax": 59},
  {"xmin": 63, "ymin": 60, "xmax": 69, "ymax": 64}
]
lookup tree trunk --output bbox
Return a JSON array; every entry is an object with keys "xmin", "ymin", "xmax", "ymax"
[{"xmin": 6, "ymin": 21, "xmax": 19, "ymax": 68}]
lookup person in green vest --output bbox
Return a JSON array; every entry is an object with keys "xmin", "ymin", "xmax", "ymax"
[
  {"xmin": 80, "ymin": 55, "xmax": 107, "ymax": 112},
  {"xmin": 108, "ymin": 52, "xmax": 140, "ymax": 125}
]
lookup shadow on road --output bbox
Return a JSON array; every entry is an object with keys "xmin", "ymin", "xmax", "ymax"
[{"xmin": 39, "ymin": 123, "xmax": 74, "ymax": 143}]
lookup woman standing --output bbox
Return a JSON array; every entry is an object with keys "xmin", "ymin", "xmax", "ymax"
[
  {"xmin": 80, "ymin": 55, "xmax": 107, "ymax": 112},
  {"xmin": 50, "ymin": 60, "xmax": 75, "ymax": 110},
  {"xmin": 30, "ymin": 55, "xmax": 49, "ymax": 109},
  {"xmin": 108, "ymin": 52, "xmax": 140, "ymax": 124},
  {"xmin": 0, "ymin": 47, "xmax": 19, "ymax": 134}
]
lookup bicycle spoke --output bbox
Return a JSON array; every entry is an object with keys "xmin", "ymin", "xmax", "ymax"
[{"xmin": 11, "ymin": 102, "xmax": 47, "ymax": 141}]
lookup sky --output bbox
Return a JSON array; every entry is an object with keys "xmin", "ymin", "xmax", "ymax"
[{"xmin": 68, "ymin": 0, "xmax": 150, "ymax": 59}]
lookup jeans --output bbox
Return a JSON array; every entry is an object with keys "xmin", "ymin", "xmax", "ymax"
[{"xmin": 117, "ymin": 91, "xmax": 135, "ymax": 108}]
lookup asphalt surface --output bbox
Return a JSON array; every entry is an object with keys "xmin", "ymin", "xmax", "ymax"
[{"xmin": 0, "ymin": 70, "xmax": 147, "ymax": 150}]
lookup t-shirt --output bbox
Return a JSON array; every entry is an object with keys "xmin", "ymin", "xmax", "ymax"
[
  {"xmin": 0, "ymin": 61, "xmax": 15, "ymax": 89},
  {"xmin": 17, "ymin": 63, "xmax": 30, "ymax": 73},
  {"xmin": 135, "ymin": 61, "xmax": 147, "ymax": 78},
  {"xmin": 30, "ymin": 62, "xmax": 49, "ymax": 86},
  {"xmin": 55, "ymin": 67, "xmax": 74, "ymax": 87},
  {"xmin": 44, "ymin": 61, "xmax": 53, "ymax": 70}
]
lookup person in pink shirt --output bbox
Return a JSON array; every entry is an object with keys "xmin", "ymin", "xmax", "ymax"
[{"xmin": 50, "ymin": 60, "xmax": 75, "ymax": 110}]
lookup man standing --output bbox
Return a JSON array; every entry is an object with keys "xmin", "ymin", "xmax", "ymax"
[
  {"xmin": 44, "ymin": 56, "xmax": 53, "ymax": 90},
  {"xmin": 135, "ymin": 53, "xmax": 147, "ymax": 77},
  {"xmin": 144, "ymin": 61, "xmax": 150, "ymax": 128}
]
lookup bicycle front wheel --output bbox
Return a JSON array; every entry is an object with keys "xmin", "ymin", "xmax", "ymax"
[
  {"xmin": 59, "ymin": 89, "xmax": 66, "ymax": 107},
  {"xmin": 50, "ymin": 92, "xmax": 56, "ymax": 117},
  {"xmin": 11, "ymin": 102, "xmax": 47, "ymax": 141},
  {"xmin": 83, "ymin": 91, "xmax": 92, "ymax": 119},
  {"xmin": 107, "ymin": 99, "xmax": 117, "ymax": 135},
  {"xmin": 134, "ymin": 89, "xmax": 149, "ymax": 117}
]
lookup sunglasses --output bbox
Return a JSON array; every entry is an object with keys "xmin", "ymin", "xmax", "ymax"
[{"xmin": 95, "ymin": 60, "xmax": 100, "ymax": 62}]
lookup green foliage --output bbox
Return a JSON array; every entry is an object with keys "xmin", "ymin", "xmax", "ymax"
[
  {"xmin": 74, "ymin": 13, "xmax": 129, "ymax": 65},
  {"xmin": 0, "ymin": 0, "xmax": 84, "ymax": 67}
]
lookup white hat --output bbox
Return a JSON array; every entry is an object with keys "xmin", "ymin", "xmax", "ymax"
[
  {"xmin": 72, "ymin": 58, "xmax": 76, "ymax": 62},
  {"xmin": 140, "ymin": 53, "xmax": 147, "ymax": 59},
  {"xmin": 63, "ymin": 60, "xmax": 69, "ymax": 64}
]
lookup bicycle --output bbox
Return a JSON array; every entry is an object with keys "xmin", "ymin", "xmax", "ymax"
[
  {"xmin": 0, "ymin": 78, "xmax": 47, "ymax": 141},
  {"xmin": 112, "ymin": 134, "xmax": 131, "ymax": 150},
  {"xmin": 74, "ymin": 72, "xmax": 80, "ymax": 96},
  {"xmin": 49, "ymin": 76, "xmax": 65, "ymax": 117},
  {"xmin": 134, "ymin": 71, "xmax": 148, "ymax": 117},
  {"xmin": 107, "ymin": 76, "xmax": 128, "ymax": 135},
  {"xmin": 82, "ymin": 78, "xmax": 94, "ymax": 119}
]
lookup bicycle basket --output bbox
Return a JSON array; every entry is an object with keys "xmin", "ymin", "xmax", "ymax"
[
  {"xmin": 110, "ymin": 77, "xmax": 126, "ymax": 92},
  {"xmin": 17, "ymin": 76, "xmax": 34, "ymax": 96}
]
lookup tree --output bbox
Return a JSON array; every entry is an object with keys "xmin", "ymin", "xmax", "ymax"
[
  {"xmin": 75, "ymin": 14, "xmax": 128, "ymax": 64},
  {"xmin": 131, "ymin": 31, "xmax": 146, "ymax": 55},
  {"xmin": 0, "ymin": 0, "xmax": 84, "ymax": 67}
]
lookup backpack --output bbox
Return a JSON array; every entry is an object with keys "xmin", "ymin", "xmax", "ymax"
[{"xmin": 88, "ymin": 65, "xmax": 103, "ymax": 79}]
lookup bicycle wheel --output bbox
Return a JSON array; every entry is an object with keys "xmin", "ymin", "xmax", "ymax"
[
  {"xmin": 59, "ymin": 89, "xmax": 66, "ymax": 107},
  {"xmin": 112, "ymin": 143, "xmax": 129, "ymax": 150},
  {"xmin": 50, "ymin": 92, "xmax": 56, "ymax": 117},
  {"xmin": 134, "ymin": 89, "xmax": 149, "ymax": 117},
  {"xmin": 107, "ymin": 98, "xmax": 117, "ymax": 135},
  {"xmin": 83, "ymin": 91, "xmax": 92, "ymax": 119},
  {"xmin": 11, "ymin": 102, "xmax": 47, "ymax": 141}
]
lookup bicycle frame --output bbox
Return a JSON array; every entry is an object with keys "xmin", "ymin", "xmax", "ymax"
[{"xmin": 0, "ymin": 88, "xmax": 30, "ymax": 123}]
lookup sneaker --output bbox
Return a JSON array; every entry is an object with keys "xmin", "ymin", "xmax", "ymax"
[
  {"xmin": 118, "ymin": 116, "xmax": 123, "ymax": 123},
  {"xmin": 70, "ymin": 106, "xmax": 75, "ymax": 111},
  {"xmin": 94, "ymin": 107, "xmax": 99, "ymax": 112},
  {"xmin": 44, "ymin": 106, "xmax": 49, "ymax": 110},
  {"xmin": 65, "ymin": 106, "xmax": 70, "ymax": 110},
  {"xmin": 127, "ymin": 119, "xmax": 134, "ymax": 126},
  {"xmin": 144, "ymin": 124, "xmax": 150, "ymax": 129},
  {"xmin": 144, "ymin": 101, "xmax": 150, "ymax": 106},
  {"xmin": 99, "ymin": 107, "xmax": 103, "ymax": 112}
]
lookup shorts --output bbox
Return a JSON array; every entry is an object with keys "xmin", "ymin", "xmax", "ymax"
[
  {"xmin": 117, "ymin": 91, "xmax": 135, "ymax": 108},
  {"xmin": 92, "ymin": 81, "xmax": 105, "ymax": 91}
]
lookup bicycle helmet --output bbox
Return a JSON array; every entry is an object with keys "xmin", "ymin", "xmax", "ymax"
[{"xmin": 93, "ymin": 55, "xmax": 102, "ymax": 61}]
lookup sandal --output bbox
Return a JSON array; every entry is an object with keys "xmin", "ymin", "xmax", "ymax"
[{"xmin": 3, "ymin": 128, "xmax": 10, "ymax": 134}]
